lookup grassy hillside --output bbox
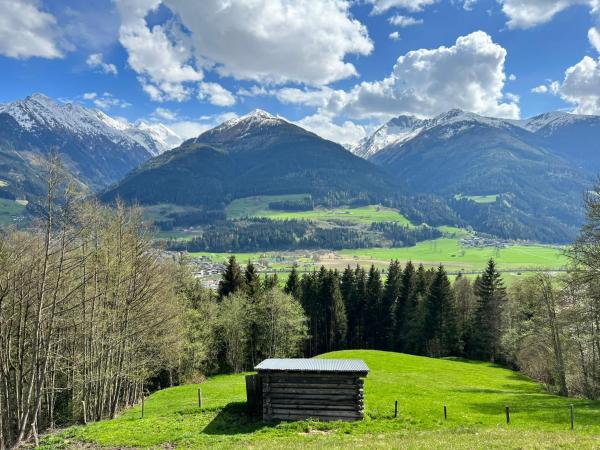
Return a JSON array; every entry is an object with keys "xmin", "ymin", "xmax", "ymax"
[
  {"xmin": 226, "ymin": 197, "xmax": 414, "ymax": 227},
  {"xmin": 42, "ymin": 351, "xmax": 600, "ymax": 449}
]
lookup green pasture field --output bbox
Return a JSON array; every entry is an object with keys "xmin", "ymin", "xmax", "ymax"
[
  {"xmin": 338, "ymin": 238, "xmax": 567, "ymax": 272},
  {"xmin": 226, "ymin": 195, "xmax": 414, "ymax": 226},
  {"xmin": 0, "ymin": 198, "xmax": 27, "ymax": 227},
  {"xmin": 225, "ymin": 194, "xmax": 310, "ymax": 219},
  {"xmin": 454, "ymin": 194, "xmax": 499, "ymax": 204},
  {"xmin": 41, "ymin": 350, "xmax": 600, "ymax": 449}
]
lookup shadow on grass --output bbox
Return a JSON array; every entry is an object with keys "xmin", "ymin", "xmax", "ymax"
[{"xmin": 202, "ymin": 402, "xmax": 274, "ymax": 435}]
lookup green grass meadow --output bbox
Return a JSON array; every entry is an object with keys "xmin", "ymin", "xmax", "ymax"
[
  {"xmin": 454, "ymin": 194, "xmax": 499, "ymax": 204},
  {"xmin": 225, "ymin": 195, "xmax": 414, "ymax": 226},
  {"xmin": 0, "ymin": 198, "xmax": 27, "ymax": 227},
  {"xmin": 338, "ymin": 238, "xmax": 567, "ymax": 272},
  {"xmin": 42, "ymin": 350, "xmax": 600, "ymax": 449}
]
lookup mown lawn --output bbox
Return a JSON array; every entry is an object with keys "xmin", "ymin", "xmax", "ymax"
[{"xmin": 41, "ymin": 350, "xmax": 600, "ymax": 449}]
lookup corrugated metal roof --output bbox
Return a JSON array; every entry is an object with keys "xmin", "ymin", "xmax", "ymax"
[{"xmin": 255, "ymin": 358, "xmax": 369, "ymax": 374}]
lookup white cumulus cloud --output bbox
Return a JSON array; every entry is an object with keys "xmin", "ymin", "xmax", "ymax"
[
  {"xmin": 115, "ymin": 0, "xmax": 203, "ymax": 102},
  {"xmin": 367, "ymin": 0, "xmax": 438, "ymax": 14},
  {"xmin": 168, "ymin": 112, "xmax": 239, "ymax": 140},
  {"xmin": 163, "ymin": 0, "xmax": 373, "ymax": 86},
  {"xmin": 531, "ymin": 84, "xmax": 549, "ymax": 93},
  {"xmin": 152, "ymin": 107, "xmax": 178, "ymax": 121},
  {"xmin": 198, "ymin": 82, "xmax": 236, "ymax": 107},
  {"xmin": 86, "ymin": 53, "xmax": 118, "ymax": 75},
  {"xmin": 295, "ymin": 113, "xmax": 367, "ymax": 147},
  {"xmin": 0, "ymin": 0, "xmax": 64, "ymax": 59},
  {"xmin": 498, "ymin": 0, "xmax": 597, "ymax": 29},
  {"xmin": 553, "ymin": 56, "xmax": 600, "ymax": 114},
  {"xmin": 338, "ymin": 31, "xmax": 520, "ymax": 119},
  {"xmin": 389, "ymin": 31, "xmax": 401, "ymax": 41},
  {"xmin": 589, "ymin": 26, "xmax": 600, "ymax": 52},
  {"xmin": 388, "ymin": 15, "xmax": 423, "ymax": 27}
]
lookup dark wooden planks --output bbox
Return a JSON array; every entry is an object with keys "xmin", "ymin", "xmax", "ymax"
[{"xmin": 259, "ymin": 371, "xmax": 365, "ymax": 422}]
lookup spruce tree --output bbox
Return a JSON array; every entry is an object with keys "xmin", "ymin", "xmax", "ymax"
[
  {"xmin": 383, "ymin": 260, "xmax": 402, "ymax": 350},
  {"xmin": 329, "ymin": 275, "xmax": 348, "ymax": 351},
  {"xmin": 423, "ymin": 265, "xmax": 459, "ymax": 357},
  {"xmin": 403, "ymin": 264, "xmax": 428, "ymax": 354},
  {"xmin": 365, "ymin": 265, "xmax": 383, "ymax": 348},
  {"xmin": 352, "ymin": 266, "xmax": 367, "ymax": 348},
  {"xmin": 470, "ymin": 259, "xmax": 506, "ymax": 362},
  {"xmin": 263, "ymin": 273, "xmax": 278, "ymax": 291},
  {"xmin": 245, "ymin": 261, "xmax": 261, "ymax": 299},
  {"xmin": 218, "ymin": 256, "xmax": 245, "ymax": 299},
  {"xmin": 397, "ymin": 261, "xmax": 415, "ymax": 350},
  {"xmin": 340, "ymin": 266, "xmax": 357, "ymax": 347},
  {"xmin": 284, "ymin": 265, "xmax": 301, "ymax": 298}
]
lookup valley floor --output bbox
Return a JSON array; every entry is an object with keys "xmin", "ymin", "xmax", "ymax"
[{"xmin": 40, "ymin": 351, "xmax": 600, "ymax": 449}]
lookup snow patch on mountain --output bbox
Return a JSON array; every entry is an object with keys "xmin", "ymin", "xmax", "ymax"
[
  {"xmin": 352, "ymin": 109, "xmax": 514, "ymax": 158},
  {"xmin": 513, "ymin": 111, "xmax": 595, "ymax": 133},
  {"xmin": 0, "ymin": 93, "xmax": 181, "ymax": 156}
]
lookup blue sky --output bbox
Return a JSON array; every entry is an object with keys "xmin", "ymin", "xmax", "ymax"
[{"xmin": 0, "ymin": 0, "xmax": 599, "ymax": 144}]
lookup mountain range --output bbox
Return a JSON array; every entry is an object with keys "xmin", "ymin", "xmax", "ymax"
[
  {"xmin": 101, "ymin": 110, "xmax": 398, "ymax": 208},
  {"xmin": 1, "ymin": 93, "xmax": 599, "ymax": 243},
  {"xmin": 352, "ymin": 109, "xmax": 599, "ymax": 242},
  {"xmin": 0, "ymin": 94, "xmax": 181, "ymax": 199}
]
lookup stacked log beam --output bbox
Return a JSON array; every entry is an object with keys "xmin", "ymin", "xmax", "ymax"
[{"xmin": 261, "ymin": 373, "xmax": 365, "ymax": 421}]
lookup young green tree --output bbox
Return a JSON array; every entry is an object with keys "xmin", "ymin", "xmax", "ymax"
[
  {"xmin": 256, "ymin": 289, "xmax": 308, "ymax": 358},
  {"xmin": 453, "ymin": 274, "xmax": 477, "ymax": 352},
  {"xmin": 217, "ymin": 292, "xmax": 251, "ymax": 373}
]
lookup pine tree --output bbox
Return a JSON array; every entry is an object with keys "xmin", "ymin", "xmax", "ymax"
[
  {"xmin": 300, "ymin": 271, "xmax": 321, "ymax": 356},
  {"xmin": 470, "ymin": 259, "xmax": 506, "ymax": 362},
  {"xmin": 218, "ymin": 256, "xmax": 245, "ymax": 299},
  {"xmin": 403, "ymin": 264, "xmax": 428, "ymax": 354},
  {"xmin": 329, "ymin": 275, "xmax": 348, "ymax": 351},
  {"xmin": 365, "ymin": 265, "xmax": 383, "ymax": 348},
  {"xmin": 263, "ymin": 273, "xmax": 278, "ymax": 291},
  {"xmin": 284, "ymin": 265, "xmax": 301, "ymax": 298},
  {"xmin": 340, "ymin": 266, "xmax": 356, "ymax": 347},
  {"xmin": 383, "ymin": 260, "xmax": 402, "ymax": 350},
  {"xmin": 245, "ymin": 261, "xmax": 261, "ymax": 299},
  {"xmin": 397, "ymin": 261, "xmax": 415, "ymax": 350},
  {"xmin": 423, "ymin": 265, "xmax": 459, "ymax": 357},
  {"xmin": 352, "ymin": 266, "xmax": 367, "ymax": 348}
]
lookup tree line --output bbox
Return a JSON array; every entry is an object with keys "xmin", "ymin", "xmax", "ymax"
[{"xmin": 164, "ymin": 218, "xmax": 440, "ymax": 253}]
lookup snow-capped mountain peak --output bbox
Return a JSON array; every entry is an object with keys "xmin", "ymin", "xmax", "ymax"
[
  {"xmin": 0, "ymin": 94, "xmax": 181, "ymax": 156},
  {"xmin": 351, "ymin": 109, "xmax": 519, "ymax": 159},
  {"xmin": 351, "ymin": 115, "xmax": 426, "ymax": 159}
]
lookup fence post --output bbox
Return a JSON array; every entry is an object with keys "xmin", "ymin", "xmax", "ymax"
[
  {"xmin": 505, "ymin": 405, "xmax": 510, "ymax": 425},
  {"xmin": 198, "ymin": 387, "xmax": 203, "ymax": 409},
  {"xmin": 394, "ymin": 400, "xmax": 398, "ymax": 418},
  {"xmin": 444, "ymin": 404, "xmax": 447, "ymax": 420},
  {"xmin": 570, "ymin": 404, "xmax": 574, "ymax": 430},
  {"xmin": 141, "ymin": 395, "xmax": 145, "ymax": 419}
]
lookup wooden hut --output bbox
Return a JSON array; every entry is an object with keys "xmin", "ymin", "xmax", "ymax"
[{"xmin": 248, "ymin": 358, "xmax": 369, "ymax": 421}]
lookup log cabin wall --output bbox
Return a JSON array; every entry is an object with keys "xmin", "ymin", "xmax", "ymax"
[{"xmin": 254, "ymin": 359, "xmax": 369, "ymax": 422}]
